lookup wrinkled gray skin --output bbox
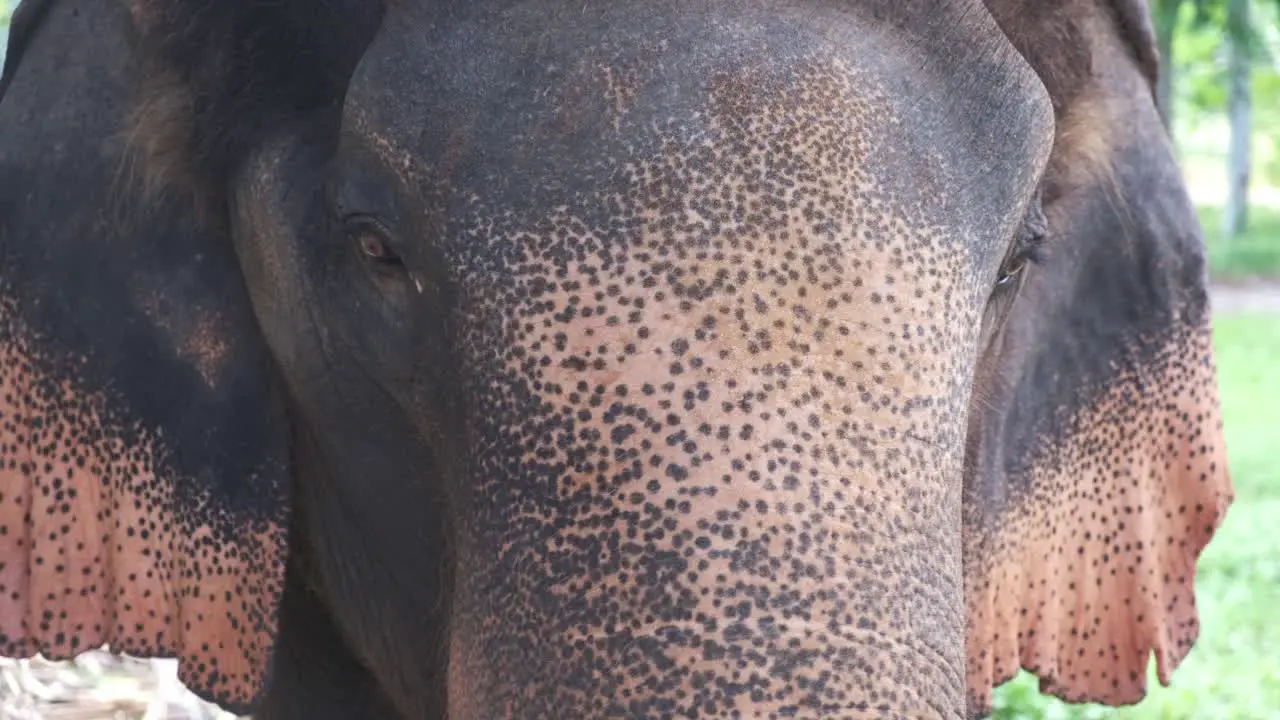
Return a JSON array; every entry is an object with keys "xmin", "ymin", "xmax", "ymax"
[{"xmin": 0, "ymin": 0, "xmax": 1233, "ymax": 718}]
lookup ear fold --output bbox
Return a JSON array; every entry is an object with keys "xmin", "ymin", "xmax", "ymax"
[
  {"xmin": 0, "ymin": 0, "xmax": 54, "ymax": 98},
  {"xmin": 0, "ymin": 0, "xmax": 290, "ymax": 711},
  {"xmin": 965, "ymin": 2, "xmax": 1233, "ymax": 715},
  {"xmin": 1107, "ymin": 0, "xmax": 1160, "ymax": 91},
  {"xmin": 127, "ymin": 0, "xmax": 385, "ymax": 208}
]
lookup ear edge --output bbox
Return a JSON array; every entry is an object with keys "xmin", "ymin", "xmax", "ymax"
[
  {"xmin": 0, "ymin": 297, "xmax": 292, "ymax": 710},
  {"xmin": 124, "ymin": 0, "xmax": 386, "ymax": 217},
  {"xmin": 0, "ymin": 0, "xmax": 58, "ymax": 98},
  {"xmin": 1104, "ymin": 0, "xmax": 1161, "ymax": 93},
  {"xmin": 964, "ymin": 315, "xmax": 1234, "ymax": 717}
]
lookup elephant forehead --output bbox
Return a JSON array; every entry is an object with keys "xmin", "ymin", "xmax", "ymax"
[
  {"xmin": 428, "ymin": 21, "xmax": 988, "ymax": 612},
  {"xmin": 433, "ymin": 51, "xmax": 994, "ymax": 395},
  {"xmin": 342, "ymin": 0, "xmax": 1052, "ymax": 259}
]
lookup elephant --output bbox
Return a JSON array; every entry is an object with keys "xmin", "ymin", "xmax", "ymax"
[{"xmin": 0, "ymin": 0, "xmax": 1234, "ymax": 717}]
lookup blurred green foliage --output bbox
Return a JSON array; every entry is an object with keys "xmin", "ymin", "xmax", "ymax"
[
  {"xmin": 1201, "ymin": 203, "xmax": 1280, "ymax": 278},
  {"xmin": 1170, "ymin": 0, "xmax": 1280, "ymax": 182},
  {"xmin": 1, "ymin": 1, "xmax": 11, "ymax": 61}
]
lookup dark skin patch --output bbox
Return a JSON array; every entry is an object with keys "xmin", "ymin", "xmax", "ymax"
[{"xmin": 125, "ymin": 0, "xmax": 385, "ymax": 208}]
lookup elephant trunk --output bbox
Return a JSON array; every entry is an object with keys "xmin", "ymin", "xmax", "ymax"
[
  {"xmin": 447, "ymin": 453, "xmax": 967, "ymax": 716},
  {"xmin": 446, "ymin": 302, "xmax": 978, "ymax": 717}
]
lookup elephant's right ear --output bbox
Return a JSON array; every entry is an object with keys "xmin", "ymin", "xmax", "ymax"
[
  {"xmin": 965, "ymin": 0, "xmax": 1233, "ymax": 715},
  {"xmin": 0, "ymin": 0, "xmax": 291, "ymax": 711}
]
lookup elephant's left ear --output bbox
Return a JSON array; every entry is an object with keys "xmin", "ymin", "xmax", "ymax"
[
  {"xmin": 964, "ymin": 1, "xmax": 1234, "ymax": 715},
  {"xmin": 0, "ymin": 0, "xmax": 290, "ymax": 711}
]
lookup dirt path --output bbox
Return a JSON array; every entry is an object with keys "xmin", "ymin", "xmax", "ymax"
[{"xmin": 1211, "ymin": 280, "xmax": 1280, "ymax": 315}]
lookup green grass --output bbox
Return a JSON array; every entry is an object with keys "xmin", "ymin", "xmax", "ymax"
[
  {"xmin": 991, "ymin": 314, "xmax": 1280, "ymax": 719},
  {"xmin": 1199, "ymin": 204, "xmax": 1280, "ymax": 281}
]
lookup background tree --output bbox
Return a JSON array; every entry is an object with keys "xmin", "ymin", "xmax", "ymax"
[
  {"xmin": 1224, "ymin": 0, "xmax": 1254, "ymax": 236},
  {"xmin": 1154, "ymin": 0, "xmax": 1186, "ymax": 131},
  {"xmin": 1174, "ymin": 0, "xmax": 1279, "ymax": 238}
]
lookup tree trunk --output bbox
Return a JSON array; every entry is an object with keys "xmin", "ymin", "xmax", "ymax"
[
  {"xmin": 1153, "ymin": 0, "xmax": 1182, "ymax": 134},
  {"xmin": 1223, "ymin": 0, "xmax": 1252, "ymax": 239}
]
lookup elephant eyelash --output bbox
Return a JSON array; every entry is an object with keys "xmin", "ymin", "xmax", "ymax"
[
  {"xmin": 1015, "ymin": 195, "xmax": 1050, "ymax": 267},
  {"xmin": 345, "ymin": 215, "xmax": 405, "ymax": 267},
  {"xmin": 1020, "ymin": 230, "xmax": 1049, "ymax": 266},
  {"xmin": 995, "ymin": 230, "xmax": 1048, "ymax": 287}
]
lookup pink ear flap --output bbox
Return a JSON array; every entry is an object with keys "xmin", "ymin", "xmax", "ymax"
[
  {"xmin": 965, "ymin": 323, "xmax": 1232, "ymax": 713},
  {"xmin": 0, "ymin": 0, "xmax": 291, "ymax": 709},
  {"xmin": 0, "ymin": 308, "xmax": 290, "ymax": 707}
]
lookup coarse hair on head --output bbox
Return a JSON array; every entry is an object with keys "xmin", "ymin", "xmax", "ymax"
[{"xmin": 125, "ymin": 0, "xmax": 387, "ymax": 224}]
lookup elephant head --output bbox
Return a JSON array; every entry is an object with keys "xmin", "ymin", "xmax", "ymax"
[{"xmin": 0, "ymin": 0, "xmax": 1232, "ymax": 717}]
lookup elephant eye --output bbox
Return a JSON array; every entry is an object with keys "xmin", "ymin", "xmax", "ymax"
[
  {"xmin": 346, "ymin": 216, "xmax": 403, "ymax": 267},
  {"xmin": 995, "ymin": 239, "xmax": 1044, "ymax": 287},
  {"xmin": 996, "ymin": 256, "xmax": 1029, "ymax": 286},
  {"xmin": 997, "ymin": 199, "xmax": 1048, "ymax": 288}
]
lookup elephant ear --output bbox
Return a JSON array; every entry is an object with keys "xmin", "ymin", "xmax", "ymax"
[
  {"xmin": 965, "ymin": 0, "xmax": 1234, "ymax": 714},
  {"xmin": 0, "ymin": 0, "xmax": 292, "ymax": 711}
]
